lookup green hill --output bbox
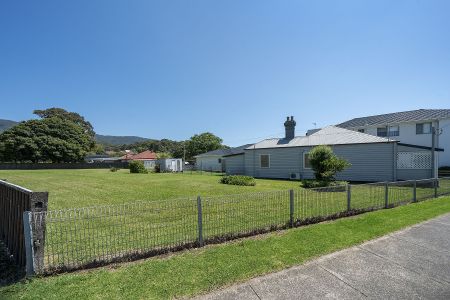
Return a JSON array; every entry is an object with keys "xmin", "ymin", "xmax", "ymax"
[
  {"xmin": 0, "ymin": 119, "xmax": 18, "ymax": 132},
  {"xmin": 1, "ymin": 119, "xmax": 148, "ymax": 146},
  {"xmin": 95, "ymin": 134, "xmax": 149, "ymax": 146}
]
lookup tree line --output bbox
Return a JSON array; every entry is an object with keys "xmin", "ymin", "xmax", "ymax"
[{"xmin": 0, "ymin": 108, "xmax": 226, "ymax": 163}]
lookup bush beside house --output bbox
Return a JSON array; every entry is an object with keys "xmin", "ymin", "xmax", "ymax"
[
  {"xmin": 304, "ymin": 145, "xmax": 351, "ymax": 188},
  {"xmin": 129, "ymin": 160, "xmax": 148, "ymax": 174},
  {"xmin": 219, "ymin": 175, "xmax": 256, "ymax": 186}
]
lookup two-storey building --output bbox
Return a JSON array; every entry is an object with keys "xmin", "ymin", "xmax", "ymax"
[{"xmin": 337, "ymin": 109, "xmax": 450, "ymax": 167}]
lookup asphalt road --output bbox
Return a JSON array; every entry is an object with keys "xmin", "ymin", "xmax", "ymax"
[{"xmin": 196, "ymin": 213, "xmax": 450, "ymax": 300}]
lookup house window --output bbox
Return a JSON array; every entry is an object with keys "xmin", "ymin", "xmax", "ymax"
[
  {"xmin": 377, "ymin": 126, "xmax": 399, "ymax": 137},
  {"xmin": 303, "ymin": 153, "xmax": 311, "ymax": 169},
  {"xmin": 377, "ymin": 127, "xmax": 387, "ymax": 137},
  {"xmin": 218, "ymin": 158, "xmax": 222, "ymax": 163},
  {"xmin": 260, "ymin": 154, "xmax": 270, "ymax": 168},
  {"xmin": 357, "ymin": 129, "xmax": 365, "ymax": 133},
  {"xmin": 388, "ymin": 125, "xmax": 399, "ymax": 137},
  {"xmin": 416, "ymin": 122, "xmax": 432, "ymax": 134}
]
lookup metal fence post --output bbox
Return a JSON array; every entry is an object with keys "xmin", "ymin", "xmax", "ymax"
[
  {"xmin": 197, "ymin": 196, "xmax": 204, "ymax": 247},
  {"xmin": 413, "ymin": 180, "xmax": 417, "ymax": 203},
  {"xmin": 289, "ymin": 189, "xmax": 294, "ymax": 227},
  {"xmin": 347, "ymin": 184, "xmax": 351, "ymax": 211},
  {"xmin": 435, "ymin": 178, "xmax": 438, "ymax": 198},
  {"xmin": 22, "ymin": 211, "xmax": 35, "ymax": 276},
  {"xmin": 384, "ymin": 182, "xmax": 389, "ymax": 208}
]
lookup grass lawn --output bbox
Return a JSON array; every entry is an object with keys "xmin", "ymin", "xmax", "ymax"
[
  {"xmin": 1, "ymin": 169, "xmax": 449, "ymax": 273},
  {"xmin": 0, "ymin": 169, "xmax": 302, "ymax": 209},
  {"xmin": 1, "ymin": 196, "xmax": 450, "ymax": 300}
]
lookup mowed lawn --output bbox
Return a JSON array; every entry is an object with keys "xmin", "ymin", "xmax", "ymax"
[
  {"xmin": 2, "ymin": 169, "xmax": 449, "ymax": 276},
  {"xmin": 2, "ymin": 196, "xmax": 450, "ymax": 300},
  {"xmin": 0, "ymin": 169, "xmax": 301, "ymax": 209}
]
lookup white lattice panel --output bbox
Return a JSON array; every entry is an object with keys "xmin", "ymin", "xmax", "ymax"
[{"xmin": 397, "ymin": 152, "xmax": 431, "ymax": 169}]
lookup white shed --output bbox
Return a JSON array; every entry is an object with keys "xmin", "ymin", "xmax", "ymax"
[{"xmin": 157, "ymin": 158, "xmax": 183, "ymax": 172}]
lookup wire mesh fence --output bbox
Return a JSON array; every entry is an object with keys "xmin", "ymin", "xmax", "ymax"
[{"xmin": 28, "ymin": 177, "xmax": 450, "ymax": 274}]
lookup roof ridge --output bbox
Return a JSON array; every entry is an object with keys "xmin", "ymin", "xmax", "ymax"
[{"xmin": 338, "ymin": 109, "xmax": 450, "ymax": 128}]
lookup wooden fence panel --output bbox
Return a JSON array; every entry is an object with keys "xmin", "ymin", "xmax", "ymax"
[{"xmin": 0, "ymin": 180, "xmax": 48, "ymax": 268}]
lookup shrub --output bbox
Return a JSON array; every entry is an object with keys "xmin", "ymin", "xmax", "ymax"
[
  {"xmin": 308, "ymin": 145, "xmax": 351, "ymax": 181},
  {"xmin": 154, "ymin": 164, "xmax": 161, "ymax": 173},
  {"xmin": 110, "ymin": 167, "xmax": 119, "ymax": 172},
  {"xmin": 129, "ymin": 160, "xmax": 148, "ymax": 174},
  {"xmin": 219, "ymin": 175, "xmax": 256, "ymax": 186},
  {"xmin": 301, "ymin": 180, "xmax": 347, "ymax": 189}
]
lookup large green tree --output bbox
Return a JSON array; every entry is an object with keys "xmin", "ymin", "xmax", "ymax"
[
  {"xmin": 0, "ymin": 109, "xmax": 95, "ymax": 163},
  {"xmin": 186, "ymin": 132, "xmax": 224, "ymax": 159},
  {"xmin": 33, "ymin": 107, "xmax": 95, "ymax": 138}
]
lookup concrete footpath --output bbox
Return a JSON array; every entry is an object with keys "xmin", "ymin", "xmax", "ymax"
[{"xmin": 196, "ymin": 213, "xmax": 450, "ymax": 300}]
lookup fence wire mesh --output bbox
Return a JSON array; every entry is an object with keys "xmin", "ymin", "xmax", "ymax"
[
  {"xmin": 294, "ymin": 186, "xmax": 347, "ymax": 222},
  {"xmin": 202, "ymin": 190, "xmax": 290, "ymax": 240},
  {"xmin": 33, "ymin": 198, "xmax": 198, "ymax": 272},
  {"xmin": 30, "ymin": 177, "xmax": 450, "ymax": 274}
]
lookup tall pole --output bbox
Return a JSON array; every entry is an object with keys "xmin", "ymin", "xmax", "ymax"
[{"xmin": 432, "ymin": 126, "xmax": 436, "ymax": 179}]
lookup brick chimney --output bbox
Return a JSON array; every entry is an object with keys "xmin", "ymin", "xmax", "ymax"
[{"xmin": 284, "ymin": 116, "xmax": 296, "ymax": 139}]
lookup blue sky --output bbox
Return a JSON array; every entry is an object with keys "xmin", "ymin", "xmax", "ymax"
[{"xmin": 1, "ymin": 0, "xmax": 449, "ymax": 146}]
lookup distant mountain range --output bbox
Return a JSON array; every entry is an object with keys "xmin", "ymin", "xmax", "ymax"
[
  {"xmin": 94, "ymin": 134, "xmax": 149, "ymax": 145},
  {"xmin": 0, "ymin": 118, "xmax": 149, "ymax": 145},
  {"xmin": 0, "ymin": 119, "xmax": 18, "ymax": 132}
]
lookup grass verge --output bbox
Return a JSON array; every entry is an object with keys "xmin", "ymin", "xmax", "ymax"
[{"xmin": 2, "ymin": 196, "xmax": 450, "ymax": 300}]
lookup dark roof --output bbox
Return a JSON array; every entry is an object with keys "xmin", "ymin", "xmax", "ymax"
[
  {"xmin": 195, "ymin": 144, "xmax": 254, "ymax": 158},
  {"xmin": 337, "ymin": 109, "xmax": 450, "ymax": 128}
]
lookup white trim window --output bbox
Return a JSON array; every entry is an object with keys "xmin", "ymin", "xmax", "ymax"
[
  {"xmin": 377, "ymin": 127, "xmax": 387, "ymax": 137},
  {"xmin": 303, "ymin": 152, "xmax": 312, "ymax": 169},
  {"xmin": 377, "ymin": 126, "xmax": 399, "ymax": 137},
  {"xmin": 260, "ymin": 154, "xmax": 270, "ymax": 168},
  {"xmin": 416, "ymin": 122, "xmax": 432, "ymax": 134},
  {"xmin": 388, "ymin": 125, "xmax": 399, "ymax": 137}
]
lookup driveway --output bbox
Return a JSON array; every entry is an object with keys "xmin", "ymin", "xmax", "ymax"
[{"xmin": 196, "ymin": 213, "xmax": 450, "ymax": 299}]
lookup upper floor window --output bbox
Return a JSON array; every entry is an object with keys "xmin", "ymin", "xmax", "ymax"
[
  {"xmin": 260, "ymin": 154, "xmax": 270, "ymax": 168},
  {"xmin": 357, "ymin": 128, "xmax": 365, "ymax": 133},
  {"xmin": 416, "ymin": 122, "xmax": 432, "ymax": 134},
  {"xmin": 388, "ymin": 125, "xmax": 399, "ymax": 137},
  {"xmin": 218, "ymin": 158, "xmax": 222, "ymax": 163},
  {"xmin": 377, "ymin": 126, "xmax": 399, "ymax": 137},
  {"xmin": 377, "ymin": 127, "xmax": 387, "ymax": 137}
]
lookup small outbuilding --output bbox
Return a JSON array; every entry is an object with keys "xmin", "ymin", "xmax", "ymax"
[{"xmin": 157, "ymin": 158, "xmax": 183, "ymax": 172}]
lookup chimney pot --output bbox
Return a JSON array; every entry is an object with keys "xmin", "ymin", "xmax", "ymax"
[{"xmin": 284, "ymin": 116, "xmax": 296, "ymax": 140}]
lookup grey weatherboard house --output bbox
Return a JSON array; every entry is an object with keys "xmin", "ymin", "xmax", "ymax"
[
  {"xmin": 224, "ymin": 116, "xmax": 442, "ymax": 182},
  {"xmin": 195, "ymin": 144, "xmax": 253, "ymax": 172}
]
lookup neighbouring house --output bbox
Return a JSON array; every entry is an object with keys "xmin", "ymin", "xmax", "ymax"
[
  {"xmin": 194, "ymin": 144, "xmax": 253, "ymax": 172},
  {"xmin": 122, "ymin": 150, "xmax": 157, "ymax": 169},
  {"xmin": 120, "ymin": 150, "xmax": 136, "ymax": 161},
  {"xmin": 157, "ymin": 158, "xmax": 183, "ymax": 172},
  {"xmin": 336, "ymin": 109, "xmax": 450, "ymax": 167},
  {"xmin": 224, "ymin": 116, "xmax": 443, "ymax": 181},
  {"xmin": 85, "ymin": 155, "xmax": 121, "ymax": 163}
]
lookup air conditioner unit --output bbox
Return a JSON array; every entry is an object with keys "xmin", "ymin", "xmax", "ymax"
[{"xmin": 290, "ymin": 173, "xmax": 300, "ymax": 180}]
